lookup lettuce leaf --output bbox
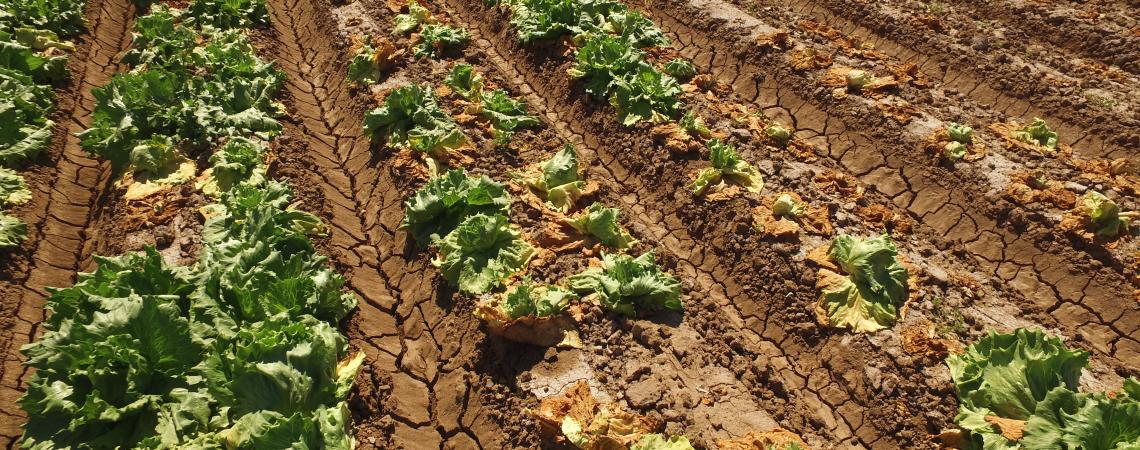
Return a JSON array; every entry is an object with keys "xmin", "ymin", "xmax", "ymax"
[
  {"xmin": 445, "ymin": 63, "xmax": 484, "ymax": 100},
  {"xmin": 501, "ymin": 278, "xmax": 576, "ymax": 319},
  {"xmin": 433, "ymin": 213, "xmax": 535, "ymax": 295},
  {"xmin": 632, "ymin": 434, "xmax": 696, "ymax": 450},
  {"xmin": 814, "ymin": 234, "xmax": 908, "ymax": 332},
  {"xmin": 415, "ymin": 24, "xmax": 468, "ymax": 58},
  {"xmin": 527, "ymin": 144, "xmax": 588, "ymax": 212},
  {"xmin": 1012, "ymin": 118, "xmax": 1058, "ymax": 150},
  {"xmin": 691, "ymin": 139, "xmax": 763, "ymax": 196},
  {"xmin": 402, "ymin": 168, "xmax": 511, "ymax": 245},
  {"xmin": 568, "ymin": 250, "xmax": 682, "ymax": 316},
  {"xmin": 565, "ymin": 202, "xmax": 636, "ymax": 249},
  {"xmin": 947, "ymin": 329, "xmax": 1089, "ymax": 449},
  {"xmin": 364, "ymin": 84, "xmax": 466, "ymax": 155},
  {"xmin": 0, "ymin": 166, "xmax": 31, "ymax": 206},
  {"xmin": 394, "ymin": 0, "xmax": 432, "ymax": 35},
  {"xmin": 1021, "ymin": 385, "xmax": 1140, "ymax": 450},
  {"xmin": 0, "ymin": 209, "xmax": 26, "ymax": 248},
  {"xmin": 1076, "ymin": 191, "xmax": 1133, "ymax": 238}
]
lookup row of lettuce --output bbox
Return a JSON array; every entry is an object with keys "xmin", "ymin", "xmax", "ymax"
[
  {"xmin": 438, "ymin": 1, "xmax": 1140, "ymax": 448},
  {"xmin": 353, "ymin": 3, "xmax": 706, "ymax": 448},
  {"xmin": 19, "ymin": 1, "xmax": 363, "ymax": 448},
  {"xmin": 0, "ymin": 0, "xmax": 87, "ymax": 248}
]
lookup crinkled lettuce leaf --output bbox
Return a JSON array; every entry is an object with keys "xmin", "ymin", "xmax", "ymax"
[
  {"xmin": 1076, "ymin": 191, "xmax": 1133, "ymax": 238},
  {"xmin": 568, "ymin": 250, "xmax": 682, "ymax": 316},
  {"xmin": 415, "ymin": 24, "xmax": 468, "ymax": 59},
  {"xmin": 814, "ymin": 234, "xmax": 908, "ymax": 332},
  {"xmin": 432, "ymin": 213, "xmax": 535, "ymax": 295},
  {"xmin": 1021, "ymin": 385, "xmax": 1140, "ymax": 450},
  {"xmin": 402, "ymin": 168, "xmax": 511, "ymax": 245},
  {"xmin": 565, "ymin": 202, "xmax": 636, "ymax": 249},
  {"xmin": 0, "ymin": 166, "xmax": 31, "ymax": 206},
  {"xmin": 0, "ymin": 209, "xmax": 26, "ymax": 248},
  {"xmin": 632, "ymin": 434, "xmax": 696, "ymax": 450},
  {"xmin": 364, "ymin": 84, "xmax": 466, "ymax": 155},
  {"xmin": 445, "ymin": 63, "xmax": 483, "ymax": 100},
  {"xmin": 501, "ymin": 277, "xmax": 576, "ymax": 319},
  {"xmin": 527, "ymin": 144, "xmax": 587, "ymax": 212},
  {"xmin": 691, "ymin": 139, "xmax": 763, "ymax": 196}
]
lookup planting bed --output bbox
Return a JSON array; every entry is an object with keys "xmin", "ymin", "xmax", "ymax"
[{"xmin": 0, "ymin": 0, "xmax": 1136, "ymax": 448}]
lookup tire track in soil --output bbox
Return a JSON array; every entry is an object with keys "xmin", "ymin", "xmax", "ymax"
[
  {"xmin": 0, "ymin": 0, "xmax": 132, "ymax": 444},
  {"xmin": 752, "ymin": 0, "xmax": 1139, "ymax": 159},
  {"xmin": 638, "ymin": 0, "xmax": 1140, "ymax": 368},
  {"xmin": 439, "ymin": 1, "xmax": 960, "ymax": 447},
  {"xmin": 262, "ymin": 0, "xmax": 527, "ymax": 448}
]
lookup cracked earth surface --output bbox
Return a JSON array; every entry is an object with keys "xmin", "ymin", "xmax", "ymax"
[
  {"xmin": 0, "ymin": 0, "xmax": 132, "ymax": 444},
  {"xmin": 636, "ymin": 0, "xmax": 1140, "ymax": 367},
  {"xmin": 1, "ymin": 0, "xmax": 1136, "ymax": 448}
]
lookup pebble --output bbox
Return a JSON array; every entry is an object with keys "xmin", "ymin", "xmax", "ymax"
[{"xmin": 1063, "ymin": 181, "xmax": 1088, "ymax": 193}]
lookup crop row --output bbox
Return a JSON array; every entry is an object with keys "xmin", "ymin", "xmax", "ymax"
[
  {"xmin": 0, "ymin": 0, "xmax": 88, "ymax": 248},
  {"xmin": 17, "ymin": 0, "xmax": 363, "ymax": 447}
]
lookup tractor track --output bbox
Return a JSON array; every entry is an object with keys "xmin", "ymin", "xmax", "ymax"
[
  {"xmin": 0, "ymin": 0, "xmax": 133, "ymax": 444},
  {"xmin": 638, "ymin": 0, "xmax": 1140, "ymax": 368},
  {"xmin": 734, "ymin": 0, "xmax": 1140, "ymax": 159}
]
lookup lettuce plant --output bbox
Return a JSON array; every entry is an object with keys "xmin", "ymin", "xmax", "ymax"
[
  {"xmin": 568, "ymin": 34, "xmax": 681, "ymax": 125},
  {"xmin": 433, "ymin": 213, "xmax": 535, "ymax": 295},
  {"xmin": 944, "ymin": 141, "xmax": 967, "ymax": 161},
  {"xmin": 846, "ymin": 69, "xmax": 873, "ymax": 90},
  {"xmin": 565, "ymin": 202, "xmax": 636, "ymax": 249},
  {"xmin": 394, "ymin": 0, "xmax": 432, "ymax": 35},
  {"xmin": 946, "ymin": 329, "xmax": 1109, "ymax": 449},
  {"xmin": 568, "ymin": 251, "xmax": 682, "ymax": 316},
  {"xmin": 814, "ymin": 234, "xmax": 908, "ymax": 332},
  {"xmin": 0, "ymin": 28, "xmax": 69, "ymax": 82},
  {"xmin": 402, "ymin": 168, "xmax": 511, "ymax": 245},
  {"xmin": 679, "ymin": 111, "xmax": 711, "ymax": 139},
  {"xmin": 500, "ymin": 278, "xmax": 576, "ymax": 319},
  {"xmin": 415, "ymin": 24, "xmax": 468, "ymax": 58},
  {"xmin": 772, "ymin": 193, "xmax": 803, "ymax": 218},
  {"xmin": 0, "ymin": 166, "xmax": 30, "ymax": 206},
  {"xmin": 0, "ymin": 0, "xmax": 87, "ymax": 37},
  {"xmin": 184, "ymin": 0, "xmax": 270, "ymax": 30},
  {"xmin": 204, "ymin": 137, "xmax": 267, "ymax": 194},
  {"xmin": 691, "ymin": 139, "xmax": 763, "ymax": 196},
  {"xmin": 607, "ymin": 10, "xmax": 669, "ymax": 48},
  {"xmin": 1021, "ymin": 384, "xmax": 1140, "ymax": 449},
  {"xmin": 527, "ymin": 144, "xmax": 588, "ymax": 212},
  {"xmin": 364, "ymin": 84, "xmax": 466, "ymax": 155},
  {"xmin": 1012, "ymin": 118, "xmax": 1058, "ymax": 149},
  {"xmin": 948, "ymin": 122, "xmax": 973, "ymax": 144},
  {"xmin": 662, "ymin": 58, "xmax": 695, "ymax": 80},
  {"xmin": 347, "ymin": 36, "xmax": 398, "ymax": 85},
  {"xmin": 1075, "ymin": 191, "xmax": 1134, "ymax": 239},
  {"xmin": 0, "ymin": 67, "xmax": 55, "ymax": 164},
  {"xmin": 446, "ymin": 63, "xmax": 484, "ymax": 100},
  {"xmin": 765, "ymin": 123, "xmax": 791, "ymax": 143},
  {"xmin": 480, "ymin": 88, "xmax": 539, "ymax": 144},
  {"xmin": 0, "ymin": 210, "xmax": 25, "ymax": 248},
  {"xmin": 505, "ymin": 0, "xmax": 625, "ymax": 43}
]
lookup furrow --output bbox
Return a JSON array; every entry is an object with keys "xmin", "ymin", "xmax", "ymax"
[{"xmin": 0, "ymin": 0, "xmax": 133, "ymax": 444}]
